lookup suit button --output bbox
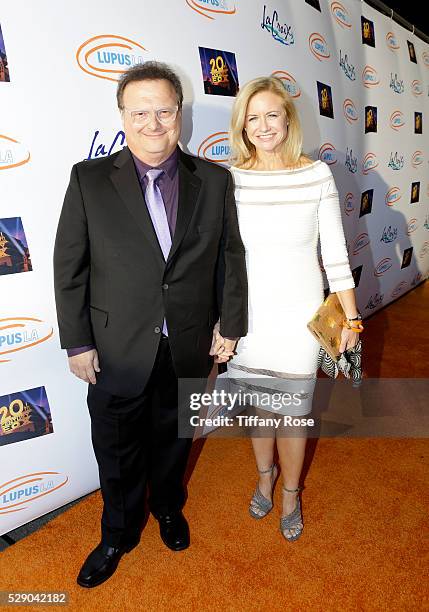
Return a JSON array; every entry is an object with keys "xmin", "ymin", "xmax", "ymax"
[
  {"xmin": 162, "ymin": 283, "xmax": 169, "ymax": 290},
  {"xmin": 154, "ymin": 326, "xmax": 161, "ymax": 334}
]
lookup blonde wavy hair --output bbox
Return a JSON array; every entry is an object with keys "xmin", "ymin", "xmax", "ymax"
[{"xmin": 230, "ymin": 76, "xmax": 309, "ymax": 169}]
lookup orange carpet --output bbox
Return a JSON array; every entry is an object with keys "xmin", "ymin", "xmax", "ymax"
[{"xmin": 0, "ymin": 282, "xmax": 428, "ymax": 611}]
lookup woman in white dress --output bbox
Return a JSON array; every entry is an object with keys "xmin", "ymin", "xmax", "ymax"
[{"xmin": 216, "ymin": 77, "xmax": 361, "ymax": 542}]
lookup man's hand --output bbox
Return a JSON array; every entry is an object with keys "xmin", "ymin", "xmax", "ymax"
[
  {"xmin": 68, "ymin": 349, "xmax": 100, "ymax": 384},
  {"xmin": 209, "ymin": 323, "xmax": 237, "ymax": 363},
  {"xmin": 215, "ymin": 338, "xmax": 237, "ymax": 363}
]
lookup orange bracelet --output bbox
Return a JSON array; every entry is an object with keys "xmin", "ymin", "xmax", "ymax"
[{"xmin": 342, "ymin": 320, "xmax": 364, "ymax": 333}]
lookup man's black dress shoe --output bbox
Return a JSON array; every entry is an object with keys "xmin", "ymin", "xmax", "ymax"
[
  {"xmin": 77, "ymin": 541, "xmax": 138, "ymax": 588},
  {"xmin": 156, "ymin": 511, "xmax": 190, "ymax": 551}
]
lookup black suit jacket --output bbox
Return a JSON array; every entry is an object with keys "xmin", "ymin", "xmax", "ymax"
[{"xmin": 53, "ymin": 147, "xmax": 247, "ymax": 397}]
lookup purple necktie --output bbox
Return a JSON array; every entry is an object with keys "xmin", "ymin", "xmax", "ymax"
[
  {"xmin": 145, "ymin": 169, "xmax": 172, "ymax": 260},
  {"xmin": 145, "ymin": 168, "xmax": 172, "ymax": 336}
]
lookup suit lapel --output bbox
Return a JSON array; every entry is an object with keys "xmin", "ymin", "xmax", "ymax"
[
  {"xmin": 110, "ymin": 147, "xmax": 165, "ymax": 262},
  {"xmin": 166, "ymin": 151, "xmax": 202, "ymax": 266}
]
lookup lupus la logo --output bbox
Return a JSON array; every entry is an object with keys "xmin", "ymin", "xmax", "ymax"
[
  {"xmin": 309, "ymin": 33, "xmax": 330, "ymax": 61},
  {"xmin": 386, "ymin": 32, "xmax": 400, "ymax": 51},
  {"xmin": 331, "ymin": 2, "xmax": 352, "ymax": 29},
  {"xmin": 390, "ymin": 110, "xmax": 405, "ymax": 131},
  {"xmin": 344, "ymin": 192, "xmax": 354, "ymax": 215},
  {"xmin": 261, "ymin": 5, "xmax": 295, "ymax": 46},
  {"xmin": 76, "ymin": 35, "xmax": 148, "ymax": 82},
  {"xmin": 343, "ymin": 99, "xmax": 358, "ymax": 124},
  {"xmin": 411, "ymin": 151, "xmax": 423, "ymax": 167},
  {"xmin": 420, "ymin": 241, "xmax": 429, "ymax": 259},
  {"xmin": 391, "ymin": 281, "xmax": 408, "ymax": 299},
  {"xmin": 362, "ymin": 65, "xmax": 379, "ymax": 88},
  {"xmin": 388, "ymin": 152, "xmax": 404, "ymax": 171},
  {"xmin": 0, "ymin": 135, "xmax": 30, "ymax": 170},
  {"xmin": 0, "ymin": 317, "xmax": 53, "ymax": 364},
  {"xmin": 424, "ymin": 215, "xmax": 429, "ymax": 230},
  {"xmin": 186, "ymin": 0, "xmax": 236, "ymax": 20},
  {"xmin": 352, "ymin": 232, "xmax": 370, "ymax": 255},
  {"xmin": 362, "ymin": 152, "xmax": 378, "ymax": 174},
  {"xmin": 390, "ymin": 73, "xmax": 404, "ymax": 94},
  {"xmin": 385, "ymin": 187, "xmax": 401, "ymax": 206},
  {"xmin": 365, "ymin": 293, "xmax": 384, "ymax": 310},
  {"xmin": 423, "ymin": 51, "xmax": 429, "ymax": 68},
  {"xmin": 0, "ymin": 472, "xmax": 68, "ymax": 514},
  {"xmin": 86, "ymin": 129, "xmax": 125, "ymax": 160},
  {"xmin": 339, "ymin": 50, "xmax": 355, "ymax": 80},
  {"xmin": 345, "ymin": 147, "xmax": 357, "ymax": 173},
  {"xmin": 380, "ymin": 225, "xmax": 398, "ymax": 243},
  {"xmin": 318, "ymin": 143, "xmax": 337, "ymax": 165},
  {"xmin": 406, "ymin": 218, "xmax": 419, "ymax": 235},
  {"xmin": 411, "ymin": 80, "xmax": 423, "ymax": 96},
  {"xmin": 374, "ymin": 258, "xmax": 393, "ymax": 277},
  {"xmin": 271, "ymin": 71, "xmax": 301, "ymax": 97},
  {"xmin": 197, "ymin": 132, "xmax": 230, "ymax": 164}
]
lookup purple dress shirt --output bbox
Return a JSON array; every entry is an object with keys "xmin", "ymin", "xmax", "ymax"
[{"xmin": 67, "ymin": 147, "xmax": 179, "ymax": 357}]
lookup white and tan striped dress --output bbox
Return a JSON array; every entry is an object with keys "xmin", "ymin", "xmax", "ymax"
[{"xmin": 227, "ymin": 160, "xmax": 355, "ymax": 416}]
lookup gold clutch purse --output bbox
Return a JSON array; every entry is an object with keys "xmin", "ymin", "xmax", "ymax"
[{"xmin": 307, "ymin": 293, "xmax": 344, "ymax": 361}]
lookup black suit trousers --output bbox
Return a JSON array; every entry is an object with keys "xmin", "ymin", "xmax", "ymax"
[{"xmin": 87, "ymin": 335, "xmax": 193, "ymax": 548}]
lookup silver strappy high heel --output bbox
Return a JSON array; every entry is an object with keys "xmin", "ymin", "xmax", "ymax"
[
  {"xmin": 249, "ymin": 463, "xmax": 278, "ymax": 519},
  {"xmin": 280, "ymin": 485, "xmax": 303, "ymax": 542}
]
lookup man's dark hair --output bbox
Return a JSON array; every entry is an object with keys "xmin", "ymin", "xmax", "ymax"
[{"xmin": 116, "ymin": 61, "xmax": 183, "ymax": 110}]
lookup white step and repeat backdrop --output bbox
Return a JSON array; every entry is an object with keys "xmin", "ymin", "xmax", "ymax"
[{"xmin": 1, "ymin": 0, "xmax": 428, "ymax": 534}]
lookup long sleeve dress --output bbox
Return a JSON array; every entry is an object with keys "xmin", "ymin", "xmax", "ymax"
[{"xmin": 226, "ymin": 160, "xmax": 355, "ymax": 417}]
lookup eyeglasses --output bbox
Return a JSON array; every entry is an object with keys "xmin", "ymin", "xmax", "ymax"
[{"xmin": 122, "ymin": 106, "xmax": 179, "ymax": 126}]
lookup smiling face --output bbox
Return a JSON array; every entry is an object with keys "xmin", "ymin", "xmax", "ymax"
[
  {"xmin": 244, "ymin": 90, "xmax": 289, "ymax": 157},
  {"xmin": 121, "ymin": 78, "xmax": 181, "ymax": 165}
]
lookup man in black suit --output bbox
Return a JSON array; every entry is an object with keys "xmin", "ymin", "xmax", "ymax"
[{"xmin": 54, "ymin": 62, "xmax": 247, "ymax": 588}]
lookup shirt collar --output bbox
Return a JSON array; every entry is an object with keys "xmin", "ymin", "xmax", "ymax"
[{"xmin": 131, "ymin": 147, "xmax": 179, "ymax": 182}]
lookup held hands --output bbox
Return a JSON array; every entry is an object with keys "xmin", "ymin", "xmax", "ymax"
[
  {"xmin": 209, "ymin": 322, "xmax": 237, "ymax": 363},
  {"xmin": 68, "ymin": 349, "xmax": 100, "ymax": 384}
]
